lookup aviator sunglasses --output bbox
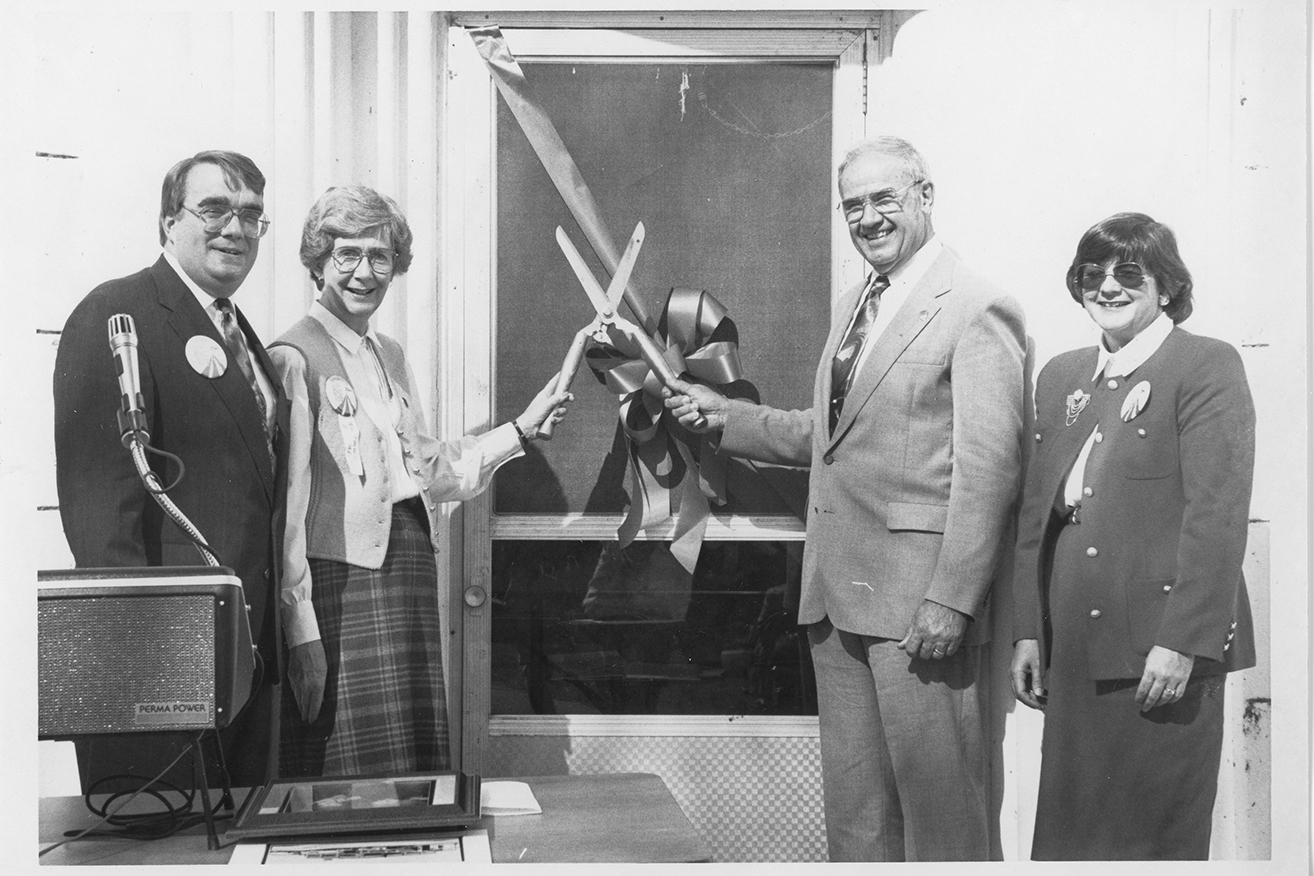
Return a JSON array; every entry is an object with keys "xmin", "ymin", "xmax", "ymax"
[{"xmin": 1067, "ymin": 262, "xmax": 1149, "ymax": 295}]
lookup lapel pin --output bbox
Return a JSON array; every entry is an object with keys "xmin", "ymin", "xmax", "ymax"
[
  {"xmin": 1065, "ymin": 388, "xmax": 1090, "ymax": 427},
  {"xmin": 1121, "ymin": 380, "xmax": 1151, "ymax": 422}
]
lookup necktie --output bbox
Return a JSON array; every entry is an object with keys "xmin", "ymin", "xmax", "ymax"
[
  {"xmin": 829, "ymin": 274, "xmax": 889, "ymax": 431},
  {"xmin": 215, "ymin": 298, "xmax": 274, "ymax": 465}
]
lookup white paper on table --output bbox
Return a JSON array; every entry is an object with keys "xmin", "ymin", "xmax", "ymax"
[{"xmin": 480, "ymin": 781, "xmax": 543, "ymax": 816}]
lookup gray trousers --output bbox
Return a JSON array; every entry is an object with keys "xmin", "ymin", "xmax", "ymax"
[{"xmin": 809, "ymin": 618, "xmax": 991, "ymax": 861}]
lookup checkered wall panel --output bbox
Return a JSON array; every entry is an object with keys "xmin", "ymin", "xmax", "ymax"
[{"xmin": 489, "ymin": 734, "xmax": 827, "ymax": 863}]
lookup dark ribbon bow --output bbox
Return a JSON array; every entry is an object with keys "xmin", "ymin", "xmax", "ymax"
[{"xmin": 586, "ymin": 288, "xmax": 743, "ymax": 572}]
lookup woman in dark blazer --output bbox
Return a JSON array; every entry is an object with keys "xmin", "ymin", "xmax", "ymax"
[
  {"xmin": 1010, "ymin": 212, "xmax": 1256, "ymax": 860},
  {"xmin": 270, "ymin": 186, "xmax": 570, "ymax": 776}
]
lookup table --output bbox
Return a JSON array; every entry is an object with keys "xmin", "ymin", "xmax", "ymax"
[{"xmin": 38, "ymin": 772, "xmax": 711, "ymax": 865}]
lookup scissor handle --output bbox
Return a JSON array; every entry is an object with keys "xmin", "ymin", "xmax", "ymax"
[
  {"xmin": 538, "ymin": 326, "xmax": 591, "ymax": 440},
  {"xmin": 618, "ymin": 318, "xmax": 709, "ymax": 431}
]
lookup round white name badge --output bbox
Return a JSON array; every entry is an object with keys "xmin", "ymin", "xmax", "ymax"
[{"xmin": 186, "ymin": 336, "xmax": 228, "ymax": 378}]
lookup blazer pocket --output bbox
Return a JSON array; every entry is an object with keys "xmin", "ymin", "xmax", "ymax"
[
  {"xmin": 886, "ymin": 501, "xmax": 948, "ymax": 533},
  {"xmin": 1126, "ymin": 577, "xmax": 1174, "ymax": 652}
]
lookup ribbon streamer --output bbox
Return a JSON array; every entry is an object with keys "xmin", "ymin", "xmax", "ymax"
[
  {"xmin": 470, "ymin": 26, "xmax": 653, "ymax": 333},
  {"xmin": 472, "ymin": 26, "xmax": 750, "ymax": 571},
  {"xmin": 587, "ymin": 288, "xmax": 744, "ymax": 571}
]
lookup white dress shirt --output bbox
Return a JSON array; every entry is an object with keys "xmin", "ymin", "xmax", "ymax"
[{"xmin": 844, "ymin": 235, "xmax": 944, "ymax": 385}]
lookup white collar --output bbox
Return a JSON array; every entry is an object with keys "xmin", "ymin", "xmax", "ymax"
[
  {"xmin": 310, "ymin": 300, "xmax": 380, "ymax": 353},
  {"xmin": 1093, "ymin": 311, "xmax": 1174, "ymax": 380},
  {"xmin": 162, "ymin": 249, "xmax": 231, "ymax": 313},
  {"xmin": 881, "ymin": 234, "xmax": 942, "ymax": 291}
]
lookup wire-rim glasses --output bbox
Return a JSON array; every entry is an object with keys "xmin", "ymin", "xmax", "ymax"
[
  {"xmin": 838, "ymin": 179, "xmax": 924, "ymax": 223},
  {"xmin": 183, "ymin": 205, "xmax": 271, "ymax": 238},
  {"xmin": 331, "ymin": 247, "xmax": 397, "ymax": 276}
]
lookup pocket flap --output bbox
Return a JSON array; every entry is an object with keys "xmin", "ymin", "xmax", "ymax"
[{"xmin": 886, "ymin": 501, "xmax": 949, "ymax": 533}]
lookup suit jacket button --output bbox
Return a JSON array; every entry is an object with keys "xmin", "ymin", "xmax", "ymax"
[
  {"xmin": 1086, "ymin": 547, "xmax": 1098, "ymax": 557},
  {"xmin": 823, "ymin": 454, "xmax": 834, "ymax": 465},
  {"xmin": 1089, "ymin": 609, "xmax": 1101, "ymax": 619},
  {"xmin": 1083, "ymin": 486, "xmax": 1093, "ymax": 497},
  {"xmin": 1035, "ymin": 433, "xmax": 1043, "ymax": 443},
  {"xmin": 1163, "ymin": 584, "xmax": 1172, "ymax": 593},
  {"xmin": 1137, "ymin": 428, "xmax": 1147, "ymax": 437},
  {"xmin": 1107, "ymin": 379, "xmax": 1119, "ymax": 390},
  {"xmin": 1094, "ymin": 432, "xmax": 1104, "ymax": 443}
]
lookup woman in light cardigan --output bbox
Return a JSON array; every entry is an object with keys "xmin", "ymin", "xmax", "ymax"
[{"xmin": 270, "ymin": 186, "xmax": 570, "ymax": 776}]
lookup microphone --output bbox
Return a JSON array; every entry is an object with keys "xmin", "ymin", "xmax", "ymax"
[{"xmin": 108, "ymin": 313, "xmax": 149, "ymax": 447}]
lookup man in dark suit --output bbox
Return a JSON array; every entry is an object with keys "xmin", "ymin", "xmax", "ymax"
[
  {"xmin": 53, "ymin": 150, "xmax": 288, "ymax": 793},
  {"xmin": 665, "ymin": 136, "xmax": 1027, "ymax": 860}
]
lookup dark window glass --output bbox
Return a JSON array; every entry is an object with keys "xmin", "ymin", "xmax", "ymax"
[{"xmin": 491, "ymin": 540, "xmax": 816, "ymax": 716}]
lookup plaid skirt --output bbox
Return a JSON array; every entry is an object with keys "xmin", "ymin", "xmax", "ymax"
[{"xmin": 280, "ymin": 499, "xmax": 450, "ymax": 776}]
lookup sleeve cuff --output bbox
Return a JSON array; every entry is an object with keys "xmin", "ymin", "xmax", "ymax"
[{"xmin": 283, "ymin": 600, "xmax": 322, "ymax": 649}]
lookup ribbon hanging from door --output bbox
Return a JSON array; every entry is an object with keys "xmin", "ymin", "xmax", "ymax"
[{"xmin": 470, "ymin": 27, "xmax": 741, "ymax": 571}]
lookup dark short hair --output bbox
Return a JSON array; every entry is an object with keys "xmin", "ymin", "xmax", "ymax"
[
  {"xmin": 1065, "ymin": 212, "xmax": 1194, "ymax": 323},
  {"xmin": 837, "ymin": 136, "xmax": 932, "ymax": 187},
  {"xmin": 299, "ymin": 186, "xmax": 414, "ymax": 287},
  {"xmin": 158, "ymin": 150, "xmax": 266, "ymax": 245}
]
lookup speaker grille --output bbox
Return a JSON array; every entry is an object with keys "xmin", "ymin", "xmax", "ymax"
[{"xmin": 39, "ymin": 594, "xmax": 216, "ymax": 735}]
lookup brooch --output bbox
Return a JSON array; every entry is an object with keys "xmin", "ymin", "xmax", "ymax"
[
  {"xmin": 1121, "ymin": 380, "xmax": 1151, "ymax": 422},
  {"xmin": 1065, "ymin": 389, "xmax": 1090, "ymax": 427}
]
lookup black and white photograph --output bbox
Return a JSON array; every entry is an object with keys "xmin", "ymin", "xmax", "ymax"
[{"xmin": 6, "ymin": 0, "xmax": 1308, "ymax": 871}]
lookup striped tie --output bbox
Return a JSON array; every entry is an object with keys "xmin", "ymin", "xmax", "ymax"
[
  {"xmin": 829, "ymin": 274, "xmax": 889, "ymax": 431},
  {"xmin": 215, "ymin": 298, "xmax": 274, "ymax": 466}
]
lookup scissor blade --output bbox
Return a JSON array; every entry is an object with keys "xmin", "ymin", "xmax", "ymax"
[
  {"xmin": 555, "ymin": 226, "xmax": 614, "ymax": 321},
  {"xmin": 604, "ymin": 222, "xmax": 645, "ymax": 312}
]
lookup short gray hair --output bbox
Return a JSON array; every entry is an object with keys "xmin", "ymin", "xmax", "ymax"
[
  {"xmin": 300, "ymin": 186, "xmax": 414, "ymax": 286},
  {"xmin": 838, "ymin": 136, "xmax": 931, "ymax": 186}
]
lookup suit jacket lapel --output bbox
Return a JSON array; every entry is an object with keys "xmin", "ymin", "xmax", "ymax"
[
  {"xmin": 827, "ymin": 250, "xmax": 952, "ymax": 447},
  {"xmin": 151, "ymin": 257, "xmax": 277, "ymax": 499}
]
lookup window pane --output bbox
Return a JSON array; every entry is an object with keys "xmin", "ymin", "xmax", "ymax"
[
  {"xmin": 491, "ymin": 540, "xmax": 816, "ymax": 716},
  {"xmin": 494, "ymin": 61, "xmax": 833, "ymax": 514}
]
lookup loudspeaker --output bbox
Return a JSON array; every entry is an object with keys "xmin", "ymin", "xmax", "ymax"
[{"xmin": 38, "ymin": 566, "xmax": 255, "ymax": 738}]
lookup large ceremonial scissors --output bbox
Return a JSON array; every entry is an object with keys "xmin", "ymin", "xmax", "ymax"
[{"xmin": 544, "ymin": 223, "xmax": 701, "ymax": 438}]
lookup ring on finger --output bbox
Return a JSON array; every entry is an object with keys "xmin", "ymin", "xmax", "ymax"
[{"xmin": 1165, "ymin": 688, "xmax": 1176, "ymax": 696}]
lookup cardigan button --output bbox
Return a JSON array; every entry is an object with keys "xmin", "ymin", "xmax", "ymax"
[
  {"xmin": 1035, "ymin": 433, "xmax": 1042, "ymax": 442},
  {"xmin": 1082, "ymin": 486, "xmax": 1093, "ymax": 497},
  {"xmin": 1107, "ymin": 379, "xmax": 1119, "ymax": 390},
  {"xmin": 823, "ymin": 454, "xmax": 835, "ymax": 465},
  {"xmin": 1163, "ymin": 584, "xmax": 1172, "ymax": 593},
  {"xmin": 1138, "ymin": 428, "xmax": 1147, "ymax": 438},
  {"xmin": 1094, "ymin": 432, "xmax": 1103, "ymax": 444},
  {"xmin": 1086, "ymin": 547, "xmax": 1098, "ymax": 557},
  {"xmin": 1089, "ymin": 609, "xmax": 1102, "ymax": 619}
]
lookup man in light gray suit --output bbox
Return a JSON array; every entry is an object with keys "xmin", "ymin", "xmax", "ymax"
[{"xmin": 665, "ymin": 136, "xmax": 1026, "ymax": 861}]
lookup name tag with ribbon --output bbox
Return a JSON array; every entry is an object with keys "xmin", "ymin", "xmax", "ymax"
[{"xmin": 326, "ymin": 376, "xmax": 364, "ymax": 476}]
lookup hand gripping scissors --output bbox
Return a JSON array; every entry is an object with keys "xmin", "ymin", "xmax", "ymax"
[{"xmin": 545, "ymin": 223, "xmax": 703, "ymax": 437}]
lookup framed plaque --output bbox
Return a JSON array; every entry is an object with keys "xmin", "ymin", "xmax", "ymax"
[{"xmin": 228, "ymin": 772, "xmax": 481, "ymax": 840}]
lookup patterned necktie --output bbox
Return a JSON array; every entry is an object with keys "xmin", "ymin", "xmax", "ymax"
[
  {"xmin": 830, "ymin": 274, "xmax": 889, "ymax": 431},
  {"xmin": 215, "ymin": 298, "xmax": 274, "ymax": 465}
]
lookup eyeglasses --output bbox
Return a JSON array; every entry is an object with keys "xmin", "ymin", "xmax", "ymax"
[
  {"xmin": 1068, "ymin": 262, "xmax": 1149, "ymax": 293},
  {"xmin": 331, "ymin": 247, "xmax": 397, "ymax": 275},
  {"xmin": 838, "ymin": 179, "xmax": 924, "ymax": 222},
  {"xmin": 183, "ymin": 205, "xmax": 271, "ymax": 238}
]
